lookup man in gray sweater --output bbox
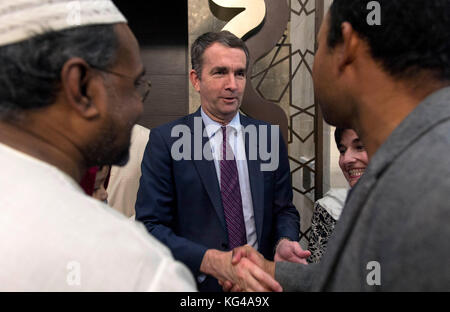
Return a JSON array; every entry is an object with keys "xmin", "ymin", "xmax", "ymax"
[{"xmin": 226, "ymin": 0, "xmax": 450, "ymax": 291}]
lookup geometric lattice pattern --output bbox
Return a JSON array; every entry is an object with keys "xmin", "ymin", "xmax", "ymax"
[{"xmin": 251, "ymin": 0, "xmax": 319, "ymax": 248}]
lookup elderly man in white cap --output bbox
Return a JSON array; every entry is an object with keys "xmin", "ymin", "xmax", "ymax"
[{"xmin": 0, "ymin": 0, "xmax": 197, "ymax": 291}]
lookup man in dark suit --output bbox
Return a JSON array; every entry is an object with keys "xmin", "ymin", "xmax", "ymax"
[{"xmin": 136, "ymin": 31, "xmax": 309, "ymax": 291}]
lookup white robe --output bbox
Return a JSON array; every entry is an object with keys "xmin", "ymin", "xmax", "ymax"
[{"xmin": 0, "ymin": 143, "xmax": 196, "ymax": 291}]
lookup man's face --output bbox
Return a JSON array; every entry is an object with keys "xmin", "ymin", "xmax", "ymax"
[
  {"xmin": 313, "ymin": 13, "xmax": 351, "ymax": 127},
  {"xmin": 191, "ymin": 42, "xmax": 247, "ymax": 124},
  {"xmin": 86, "ymin": 24, "xmax": 144, "ymax": 167}
]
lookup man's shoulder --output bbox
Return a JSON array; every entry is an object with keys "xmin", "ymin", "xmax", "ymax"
[
  {"xmin": 370, "ymin": 118, "xmax": 450, "ymax": 209},
  {"xmin": 0, "ymin": 176, "xmax": 189, "ymax": 290},
  {"xmin": 71, "ymin": 200, "xmax": 197, "ymax": 291},
  {"xmin": 394, "ymin": 119, "xmax": 450, "ymax": 170},
  {"xmin": 148, "ymin": 114, "xmax": 198, "ymax": 150},
  {"xmin": 151, "ymin": 112, "xmax": 274, "ymax": 131},
  {"xmin": 12, "ymin": 206, "xmax": 193, "ymax": 290},
  {"xmin": 239, "ymin": 113, "xmax": 273, "ymax": 127},
  {"xmin": 152, "ymin": 113, "xmax": 196, "ymax": 132},
  {"xmin": 46, "ymin": 195, "xmax": 179, "ymax": 272}
]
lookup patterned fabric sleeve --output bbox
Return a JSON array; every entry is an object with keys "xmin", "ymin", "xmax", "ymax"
[{"xmin": 307, "ymin": 202, "xmax": 337, "ymax": 263}]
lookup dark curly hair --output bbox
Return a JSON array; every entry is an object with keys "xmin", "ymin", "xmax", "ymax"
[{"xmin": 327, "ymin": 0, "xmax": 450, "ymax": 81}]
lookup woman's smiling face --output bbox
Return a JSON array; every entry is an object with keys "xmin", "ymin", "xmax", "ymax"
[{"xmin": 338, "ymin": 129, "xmax": 369, "ymax": 188}]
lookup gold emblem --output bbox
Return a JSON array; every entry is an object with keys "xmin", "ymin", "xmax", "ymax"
[{"xmin": 209, "ymin": 0, "xmax": 266, "ymax": 39}]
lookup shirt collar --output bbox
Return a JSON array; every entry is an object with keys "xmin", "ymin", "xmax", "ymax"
[{"xmin": 200, "ymin": 107, "xmax": 241, "ymax": 139}]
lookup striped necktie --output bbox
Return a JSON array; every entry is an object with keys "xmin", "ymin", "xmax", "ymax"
[{"xmin": 220, "ymin": 126, "xmax": 247, "ymax": 249}]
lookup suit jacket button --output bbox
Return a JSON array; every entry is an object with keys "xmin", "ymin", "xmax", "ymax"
[{"xmin": 221, "ymin": 243, "xmax": 228, "ymax": 249}]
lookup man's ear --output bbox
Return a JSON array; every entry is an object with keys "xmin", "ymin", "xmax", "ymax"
[
  {"xmin": 189, "ymin": 69, "xmax": 201, "ymax": 92},
  {"xmin": 60, "ymin": 57, "xmax": 101, "ymax": 119},
  {"xmin": 337, "ymin": 22, "xmax": 360, "ymax": 72}
]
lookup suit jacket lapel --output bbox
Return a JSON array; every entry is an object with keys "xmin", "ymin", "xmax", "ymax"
[
  {"xmin": 187, "ymin": 109, "xmax": 227, "ymax": 232},
  {"xmin": 241, "ymin": 115, "xmax": 264, "ymax": 243}
]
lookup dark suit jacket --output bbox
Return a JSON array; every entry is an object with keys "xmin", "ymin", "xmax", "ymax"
[{"xmin": 136, "ymin": 109, "xmax": 300, "ymax": 291}]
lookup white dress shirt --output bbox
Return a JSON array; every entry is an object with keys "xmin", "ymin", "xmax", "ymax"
[
  {"xmin": 0, "ymin": 142, "xmax": 196, "ymax": 291},
  {"xmin": 201, "ymin": 108, "xmax": 258, "ymax": 249}
]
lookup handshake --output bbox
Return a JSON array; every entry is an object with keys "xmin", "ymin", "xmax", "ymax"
[{"xmin": 200, "ymin": 239, "xmax": 311, "ymax": 292}]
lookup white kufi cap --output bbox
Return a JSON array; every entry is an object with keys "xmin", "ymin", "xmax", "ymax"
[{"xmin": 0, "ymin": 0, "xmax": 127, "ymax": 47}]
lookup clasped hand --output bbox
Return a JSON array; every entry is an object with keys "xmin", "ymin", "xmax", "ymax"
[{"xmin": 218, "ymin": 241, "xmax": 311, "ymax": 292}]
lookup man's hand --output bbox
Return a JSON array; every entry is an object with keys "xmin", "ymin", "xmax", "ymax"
[
  {"xmin": 219, "ymin": 245, "xmax": 281, "ymax": 292},
  {"xmin": 200, "ymin": 248, "xmax": 281, "ymax": 292},
  {"xmin": 274, "ymin": 239, "xmax": 311, "ymax": 264}
]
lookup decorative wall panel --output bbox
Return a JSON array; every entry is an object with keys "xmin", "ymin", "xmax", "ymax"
[
  {"xmin": 189, "ymin": 0, "xmax": 326, "ymax": 248},
  {"xmin": 250, "ymin": 0, "xmax": 324, "ymax": 247}
]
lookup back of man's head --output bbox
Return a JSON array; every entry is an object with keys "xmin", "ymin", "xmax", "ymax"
[{"xmin": 327, "ymin": 0, "xmax": 450, "ymax": 82}]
